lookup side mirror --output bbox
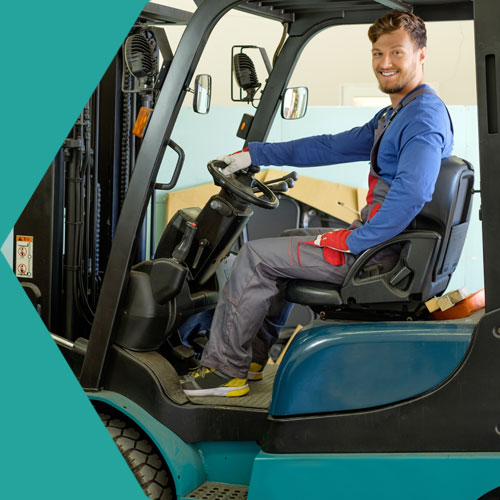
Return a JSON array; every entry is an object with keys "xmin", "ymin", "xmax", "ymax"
[
  {"xmin": 281, "ymin": 87, "xmax": 308, "ymax": 120},
  {"xmin": 193, "ymin": 74, "xmax": 211, "ymax": 114}
]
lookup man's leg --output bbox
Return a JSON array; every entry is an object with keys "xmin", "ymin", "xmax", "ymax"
[
  {"xmin": 249, "ymin": 227, "xmax": 344, "ymax": 371},
  {"xmin": 201, "ymin": 235, "xmax": 354, "ymax": 379}
]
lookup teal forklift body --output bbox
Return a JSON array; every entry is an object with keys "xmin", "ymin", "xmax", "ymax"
[
  {"xmin": 270, "ymin": 320, "xmax": 475, "ymax": 416},
  {"xmin": 248, "ymin": 451, "xmax": 500, "ymax": 500},
  {"xmin": 90, "ymin": 392, "xmax": 500, "ymax": 500}
]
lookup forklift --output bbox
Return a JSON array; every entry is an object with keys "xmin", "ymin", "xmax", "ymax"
[{"xmin": 12, "ymin": 0, "xmax": 500, "ymax": 499}]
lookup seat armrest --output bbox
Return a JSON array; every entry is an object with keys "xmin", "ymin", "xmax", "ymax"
[
  {"xmin": 342, "ymin": 230, "xmax": 441, "ymax": 286},
  {"xmin": 340, "ymin": 230, "xmax": 442, "ymax": 305}
]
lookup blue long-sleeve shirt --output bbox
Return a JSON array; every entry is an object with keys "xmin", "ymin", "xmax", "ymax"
[{"xmin": 248, "ymin": 85, "xmax": 454, "ymax": 255}]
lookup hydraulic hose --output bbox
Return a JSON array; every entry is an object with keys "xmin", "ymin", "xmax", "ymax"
[
  {"xmin": 63, "ymin": 139, "xmax": 81, "ymax": 340},
  {"xmin": 120, "ymin": 69, "xmax": 132, "ymax": 208}
]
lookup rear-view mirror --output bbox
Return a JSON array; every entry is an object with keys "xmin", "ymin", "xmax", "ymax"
[
  {"xmin": 281, "ymin": 87, "xmax": 308, "ymax": 120},
  {"xmin": 193, "ymin": 74, "xmax": 211, "ymax": 114}
]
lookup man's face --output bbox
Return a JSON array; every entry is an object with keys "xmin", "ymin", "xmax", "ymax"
[{"xmin": 372, "ymin": 28, "xmax": 426, "ymax": 98}]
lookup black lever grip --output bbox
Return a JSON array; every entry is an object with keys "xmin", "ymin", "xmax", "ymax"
[
  {"xmin": 173, "ymin": 221, "xmax": 197, "ymax": 263},
  {"xmin": 255, "ymin": 180, "xmax": 289, "ymax": 193},
  {"xmin": 264, "ymin": 171, "xmax": 299, "ymax": 186},
  {"xmin": 271, "ymin": 181, "xmax": 289, "ymax": 193}
]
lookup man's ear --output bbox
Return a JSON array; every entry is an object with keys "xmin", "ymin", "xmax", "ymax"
[{"xmin": 419, "ymin": 46, "xmax": 427, "ymax": 64}]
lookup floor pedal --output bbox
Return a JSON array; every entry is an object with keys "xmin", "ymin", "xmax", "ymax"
[{"xmin": 184, "ymin": 482, "xmax": 248, "ymax": 499}]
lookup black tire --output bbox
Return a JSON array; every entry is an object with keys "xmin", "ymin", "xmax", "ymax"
[{"xmin": 99, "ymin": 413, "xmax": 175, "ymax": 500}]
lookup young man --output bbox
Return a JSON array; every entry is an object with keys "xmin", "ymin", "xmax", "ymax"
[{"xmin": 180, "ymin": 10, "xmax": 454, "ymax": 397}]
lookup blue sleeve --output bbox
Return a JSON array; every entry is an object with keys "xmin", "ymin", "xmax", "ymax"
[
  {"xmin": 346, "ymin": 103, "xmax": 451, "ymax": 255},
  {"xmin": 247, "ymin": 110, "xmax": 384, "ymax": 167}
]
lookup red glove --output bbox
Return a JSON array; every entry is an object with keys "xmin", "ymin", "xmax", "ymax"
[{"xmin": 313, "ymin": 229, "xmax": 352, "ymax": 266}]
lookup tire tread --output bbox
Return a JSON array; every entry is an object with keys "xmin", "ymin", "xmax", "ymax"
[{"xmin": 99, "ymin": 413, "xmax": 174, "ymax": 500}]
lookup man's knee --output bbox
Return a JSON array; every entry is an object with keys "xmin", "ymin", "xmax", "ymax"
[{"xmin": 242, "ymin": 238, "xmax": 272, "ymax": 262}]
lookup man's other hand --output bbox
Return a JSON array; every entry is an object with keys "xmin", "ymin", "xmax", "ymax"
[
  {"xmin": 313, "ymin": 229, "xmax": 352, "ymax": 253},
  {"xmin": 217, "ymin": 147, "xmax": 252, "ymax": 176},
  {"xmin": 312, "ymin": 228, "xmax": 352, "ymax": 266}
]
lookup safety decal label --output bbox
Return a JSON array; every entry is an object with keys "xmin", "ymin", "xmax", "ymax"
[{"xmin": 16, "ymin": 235, "xmax": 33, "ymax": 278}]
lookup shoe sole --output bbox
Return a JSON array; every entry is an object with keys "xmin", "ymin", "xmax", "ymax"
[
  {"xmin": 184, "ymin": 384, "xmax": 249, "ymax": 397},
  {"xmin": 248, "ymin": 372, "xmax": 263, "ymax": 381}
]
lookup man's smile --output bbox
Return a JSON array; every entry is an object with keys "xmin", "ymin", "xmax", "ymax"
[{"xmin": 380, "ymin": 70, "xmax": 398, "ymax": 77}]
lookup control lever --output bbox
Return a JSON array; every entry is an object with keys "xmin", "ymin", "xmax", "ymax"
[
  {"xmin": 263, "ymin": 171, "xmax": 298, "ymax": 186},
  {"xmin": 271, "ymin": 181, "xmax": 289, "ymax": 193},
  {"xmin": 253, "ymin": 180, "xmax": 289, "ymax": 194},
  {"xmin": 192, "ymin": 238, "xmax": 209, "ymax": 269},
  {"xmin": 255, "ymin": 171, "xmax": 297, "ymax": 194},
  {"xmin": 173, "ymin": 221, "xmax": 197, "ymax": 263}
]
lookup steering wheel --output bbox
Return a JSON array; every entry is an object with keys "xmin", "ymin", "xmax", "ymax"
[{"xmin": 207, "ymin": 160, "xmax": 279, "ymax": 209}]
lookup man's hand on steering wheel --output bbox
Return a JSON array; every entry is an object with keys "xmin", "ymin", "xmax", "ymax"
[{"xmin": 217, "ymin": 147, "xmax": 253, "ymax": 176}]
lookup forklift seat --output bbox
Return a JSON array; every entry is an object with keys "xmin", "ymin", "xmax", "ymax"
[{"xmin": 285, "ymin": 156, "xmax": 475, "ymax": 318}]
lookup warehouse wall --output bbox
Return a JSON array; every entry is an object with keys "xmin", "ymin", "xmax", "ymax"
[{"xmin": 159, "ymin": 1, "xmax": 476, "ymax": 106}]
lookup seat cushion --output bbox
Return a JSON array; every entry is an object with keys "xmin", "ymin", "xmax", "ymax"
[{"xmin": 285, "ymin": 280, "xmax": 342, "ymax": 306}]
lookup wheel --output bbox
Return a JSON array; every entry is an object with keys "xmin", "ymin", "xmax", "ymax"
[
  {"xmin": 99, "ymin": 412, "xmax": 174, "ymax": 500},
  {"xmin": 208, "ymin": 159, "xmax": 279, "ymax": 209}
]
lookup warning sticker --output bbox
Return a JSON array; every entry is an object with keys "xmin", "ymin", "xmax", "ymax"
[
  {"xmin": 15, "ymin": 235, "xmax": 33, "ymax": 278},
  {"xmin": 16, "ymin": 235, "xmax": 33, "ymax": 243}
]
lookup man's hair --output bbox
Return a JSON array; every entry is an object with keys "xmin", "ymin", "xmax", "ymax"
[{"xmin": 368, "ymin": 10, "xmax": 427, "ymax": 48}]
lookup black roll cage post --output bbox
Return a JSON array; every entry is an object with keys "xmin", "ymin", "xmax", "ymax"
[
  {"xmin": 80, "ymin": 0, "xmax": 500, "ymax": 401},
  {"xmin": 79, "ymin": 0, "xmax": 245, "ymax": 390}
]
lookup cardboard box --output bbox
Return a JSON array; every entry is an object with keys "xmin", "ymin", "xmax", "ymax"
[
  {"xmin": 437, "ymin": 295, "xmax": 455, "ymax": 311},
  {"xmin": 165, "ymin": 183, "xmax": 220, "ymax": 225},
  {"xmin": 425, "ymin": 297, "xmax": 440, "ymax": 313},
  {"xmin": 165, "ymin": 169, "xmax": 368, "ymax": 225},
  {"xmin": 447, "ymin": 288, "xmax": 469, "ymax": 304},
  {"xmin": 425, "ymin": 288, "xmax": 469, "ymax": 313},
  {"xmin": 264, "ymin": 170, "xmax": 367, "ymax": 224}
]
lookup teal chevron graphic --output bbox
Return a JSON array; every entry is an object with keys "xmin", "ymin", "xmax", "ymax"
[{"xmin": 0, "ymin": 1, "xmax": 149, "ymax": 499}]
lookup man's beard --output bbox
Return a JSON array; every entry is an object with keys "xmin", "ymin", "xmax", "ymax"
[
  {"xmin": 378, "ymin": 61, "xmax": 418, "ymax": 95},
  {"xmin": 379, "ymin": 81, "xmax": 405, "ymax": 94}
]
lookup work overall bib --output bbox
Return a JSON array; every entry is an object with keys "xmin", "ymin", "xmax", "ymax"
[{"xmin": 361, "ymin": 86, "xmax": 438, "ymax": 227}]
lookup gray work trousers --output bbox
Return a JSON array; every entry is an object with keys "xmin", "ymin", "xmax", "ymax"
[{"xmin": 201, "ymin": 229, "xmax": 396, "ymax": 378}]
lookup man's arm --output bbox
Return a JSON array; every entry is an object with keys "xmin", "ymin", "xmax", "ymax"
[{"xmin": 248, "ymin": 113, "xmax": 382, "ymax": 167}]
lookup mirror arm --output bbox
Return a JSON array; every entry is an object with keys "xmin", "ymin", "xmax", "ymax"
[{"xmin": 258, "ymin": 46, "xmax": 273, "ymax": 75}]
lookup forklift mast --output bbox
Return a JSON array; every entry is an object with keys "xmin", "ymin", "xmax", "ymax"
[{"xmin": 13, "ymin": 3, "xmax": 192, "ymax": 342}]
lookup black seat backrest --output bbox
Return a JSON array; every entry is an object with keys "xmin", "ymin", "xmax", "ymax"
[{"xmin": 414, "ymin": 155, "xmax": 474, "ymax": 285}]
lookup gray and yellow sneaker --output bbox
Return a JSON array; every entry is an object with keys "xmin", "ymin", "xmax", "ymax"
[
  {"xmin": 247, "ymin": 362, "xmax": 264, "ymax": 381},
  {"xmin": 180, "ymin": 366, "xmax": 249, "ymax": 397}
]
